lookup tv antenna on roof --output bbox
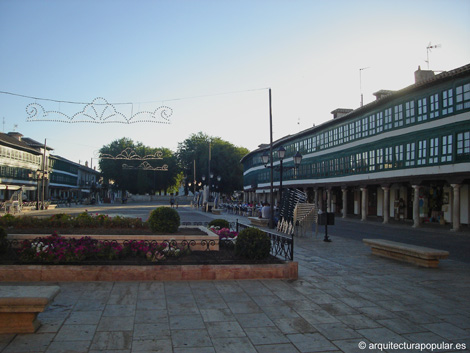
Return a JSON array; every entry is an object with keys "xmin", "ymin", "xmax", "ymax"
[
  {"xmin": 425, "ymin": 42, "xmax": 441, "ymax": 70},
  {"xmin": 359, "ymin": 67, "xmax": 370, "ymax": 107}
]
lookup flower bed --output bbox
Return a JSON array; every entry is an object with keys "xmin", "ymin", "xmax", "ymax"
[
  {"xmin": 0, "ymin": 232, "xmax": 298, "ymax": 281},
  {"xmin": 0, "ymin": 215, "xmax": 298, "ymax": 281},
  {"xmin": 12, "ymin": 232, "xmax": 189, "ymax": 264},
  {"xmin": 0, "ymin": 212, "xmax": 147, "ymax": 230},
  {"xmin": 208, "ymin": 226, "xmax": 238, "ymax": 244}
]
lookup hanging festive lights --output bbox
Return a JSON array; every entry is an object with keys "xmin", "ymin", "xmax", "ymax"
[
  {"xmin": 100, "ymin": 147, "xmax": 163, "ymax": 160},
  {"xmin": 122, "ymin": 162, "xmax": 168, "ymax": 171},
  {"xmin": 26, "ymin": 97, "xmax": 172, "ymax": 124}
]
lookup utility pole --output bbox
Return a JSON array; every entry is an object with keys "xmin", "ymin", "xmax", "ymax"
[
  {"xmin": 269, "ymin": 88, "xmax": 275, "ymax": 229},
  {"xmin": 193, "ymin": 159, "xmax": 196, "ymax": 196},
  {"xmin": 41, "ymin": 139, "xmax": 47, "ymax": 209}
]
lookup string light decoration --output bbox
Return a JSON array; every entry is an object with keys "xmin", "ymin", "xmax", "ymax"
[
  {"xmin": 26, "ymin": 97, "xmax": 172, "ymax": 124},
  {"xmin": 100, "ymin": 147, "xmax": 163, "ymax": 160},
  {"xmin": 122, "ymin": 162, "xmax": 168, "ymax": 171}
]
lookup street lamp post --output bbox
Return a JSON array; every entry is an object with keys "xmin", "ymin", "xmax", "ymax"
[
  {"xmin": 262, "ymin": 146, "xmax": 302, "ymax": 225},
  {"xmin": 28, "ymin": 169, "xmax": 49, "ymax": 210},
  {"xmin": 214, "ymin": 175, "xmax": 221, "ymax": 208},
  {"xmin": 28, "ymin": 170, "xmax": 40, "ymax": 210}
]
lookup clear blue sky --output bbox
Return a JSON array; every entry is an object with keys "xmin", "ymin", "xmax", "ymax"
[{"xmin": 1, "ymin": 0, "xmax": 469, "ymax": 166}]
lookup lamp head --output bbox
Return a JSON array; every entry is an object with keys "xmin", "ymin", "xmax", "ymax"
[
  {"xmin": 277, "ymin": 146, "xmax": 286, "ymax": 160},
  {"xmin": 261, "ymin": 151, "xmax": 269, "ymax": 165},
  {"xmin": 293, "ymin": 151, "xmax": 302, "ymax": 167}
]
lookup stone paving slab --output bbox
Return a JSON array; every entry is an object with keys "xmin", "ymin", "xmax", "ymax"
[{"xmin": 0, "ymin": 207, "xmax": 469, "ymax": 352}]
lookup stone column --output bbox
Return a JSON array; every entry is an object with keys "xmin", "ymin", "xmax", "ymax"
[
  {"xmin": 342, "ymin": 187, "xmax": 348, "ymax": 218},
  {"xmin": 451, "ymin": 184, "xmax": 461, "ymax": 232},
  {"xmin": 361, "ymin": 187, "xmax": 367, "ymax": 221},
  {"xmin": 412, "ymin": 185, "xmax": 421, "ymax": 228},
  {"xmin": 326, "ymin": 188, "xmax": 331, "ymax": 213},
  {"xmin": 382, "ymin": 186, "xmax": 390, "ymax": 224},
  {"xmin": 314, "ymin": 188, "xmax": 319, "ymax": 209}
]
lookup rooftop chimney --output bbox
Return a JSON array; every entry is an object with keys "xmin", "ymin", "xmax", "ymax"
[
  {"xmin": 373, "ymin": 90, "xmax": 394, "ymax": 101},
  {"xmin": 8, "ymin": 132, "xmax": 23, "ymax": 141},
  {"xmin": 414, "ymin": 66, "xmax": 435, "ymax": 84},
  {"xmin": 331, "ymin": 108, "xmax": 353, "ymax": 119}
]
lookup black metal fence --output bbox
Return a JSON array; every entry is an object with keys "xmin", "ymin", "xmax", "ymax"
[{"xmin": 182, "ymin": 221, "xmax": 294, "ymax": 261}]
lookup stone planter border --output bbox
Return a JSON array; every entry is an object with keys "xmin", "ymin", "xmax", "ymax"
[
  {"xmin": 0, "ymin": 262, "xmax": 298, "ymax": 281},
  {"xmin": 2, "ymin": 226, "xmax": 298, "ymax": 281},
  {"xmin": 7, "ymin": 226, "xmax": 219, "ymax": 251}
]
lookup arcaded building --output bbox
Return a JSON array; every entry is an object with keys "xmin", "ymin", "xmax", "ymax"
[{"xmin": 241, "ymin": 63, "xmax": 470, "ymax": 231}]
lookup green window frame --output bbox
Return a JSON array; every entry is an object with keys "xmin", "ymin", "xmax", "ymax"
[
  {"xmin": 369, "ymin": 150, "xmax": 375, "ymax": 171},
  {"xmin": 362, "ymin": 117, "xmax": 368, "ymax": 137},
  {"xmin": 395, "ymin": 145, "xmax": 404, "ymax": 168},
  {"xmin": 405, "ymin": 100, "xmax": 415, "ymax": 124},
  {"xmin": 429, "ymin": 137, "xmax": 439, "ymax": 164},
  {"xmin": 417, "ymin": 97, "xmax": 428, "ymax": 122},
  {"xmin": 384, "ymin": 147, "xmax": 393, "ymax": 169},
  {"xmin": 406, "ymin": 142, "xmax": 415, "ymax": 167},
  {"xmin": 355, "ymin": 120, "xmax": 361, "ymax": 139},
  {"xmin": 369, "ymin": 115, "xmax": 376, "ymax": 135},
  {"xmin": 456, "ymin": 83, "xmax": 470, "ymax": 110},
  {"xmin": 442, "ymin": 89, "xmax": 454, "ymax": 115},
  {"xmin": 343, "ymin": 124, "xmax": 349, "ymax": 143},
  {"xmin": 441, "ymin": 135, "xmax": 453, "ymax": 162},
  {"xmin": 418, "ymin": 140, "xmax": 427, "ymax": 165},
  {"xmin": 384, "ymin": 108, "xmax": 392, "ymax": 130},
  {"xmin": 429, "ymin": 93, "xmax": 439, "ymax": 119},
  {"xmin": 376, "ymin": 148, "xmax": 383, "ymax": 170},
  {"xmin": 394, "ymin": 104, "xmax": 403, "ymax": 127},
  {"xmin": 457, "ymin": 131, "xmax": 470, "ymax": 155},
  {"xmin": 376, "ymin": 112, "xmax": 383, "ymax": 133},
  {"xmin": 349, "ymin": 122, "xmax": 355, "ymax": 141}
]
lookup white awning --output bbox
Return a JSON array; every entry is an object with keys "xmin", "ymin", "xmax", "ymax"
[
  {"xmin": 0, "ymin": 185, "xmax": 21, "ymax": 190},
  {"xmin": 22, "ymin": 186, "xmax": 37, "ymax": 191}
]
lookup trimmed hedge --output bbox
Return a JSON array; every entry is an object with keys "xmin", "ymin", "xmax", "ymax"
[
  {"xmin": 148, "ymin": 207, "xmax": 180, "ymax": 233},
  {"xmin": 208, "ymin": 219, "xmax": 230, "ymax": 229},
  {"xmin": 0, "ymin": 226, "xmax": 7, "ymax": 253},
  {"xmin": 234, "ymin": 227, "xmax": 271, "ymax": 260}
]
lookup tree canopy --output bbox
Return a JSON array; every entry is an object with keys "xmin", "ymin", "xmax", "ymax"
[
  {"xmin": 176, "ymin": 132, "xmax": 249, "ymax": 195},
  {"xmin": 99, "ymin": 138, "xmax": 180, "ymax": 195},
  {"xmin": 98, "ymin": 133, "xmax": 249, "ymax": 196}
]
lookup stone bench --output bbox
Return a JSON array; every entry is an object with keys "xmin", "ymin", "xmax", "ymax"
[
  {"xmin": 0, "ymin": 285, "xmax": 60, "ymax": 333},
  {"xmin": 211, "ymin": 208, "xmax": 223, "ymax": 215},
  {"xmin": 363, "ymin": 239, "xmax": 449, "ymax": 268},
  {"xmin": 248, "ymin": 217, "xmax": 269, "ymax": 227}
]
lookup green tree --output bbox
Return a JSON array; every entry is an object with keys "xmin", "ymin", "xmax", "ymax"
[{"xmin": 176, "ymin": 132, "xmax": 249, "ymax": 196}]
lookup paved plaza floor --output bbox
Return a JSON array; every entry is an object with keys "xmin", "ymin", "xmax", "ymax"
[{"xmin": 1, "ymin": 204, "xmax": 469, "ymax": 352}]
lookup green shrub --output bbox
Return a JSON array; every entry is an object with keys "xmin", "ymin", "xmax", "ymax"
[
  {"xmin": 0, "ymin": 226, "xmax": 7, "ymax": 253},
  {"xmin": 0, "ymin": 214, "xmax": 17, "ymax": 227},
  {"xmin": 49, "ymin": 213, "xmax": 73, "ymax": 228},
  {"xmin": 75, "ymin": 212, "xmax": 95, "ymax": 228},
  {"xmin": 148, "ymin": 207, "xmax": 180, "ymax": 233},
  {"xmin": 234, "ymin": 227, "xmax": 271, "ymax": 260},
  {"xmin": 5, "ymin": 215, "xmax": 41, "ymax": 229},
  {"xmin": 208, "ymin": 219, "xmax": 230, "ymax": 229}
]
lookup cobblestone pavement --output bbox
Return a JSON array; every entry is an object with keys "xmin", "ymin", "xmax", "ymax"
[{"xmin": 1, "ymin": 204, "xmax": 469, "ymax": 352}]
